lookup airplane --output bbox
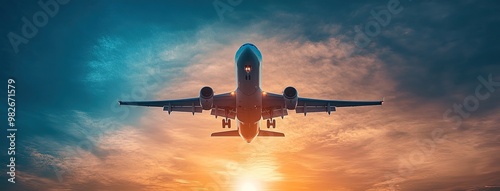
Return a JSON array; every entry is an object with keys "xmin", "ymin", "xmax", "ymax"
[{"xmin": 119, "ymin": 43, "xmax": 383, "ymax": 143}]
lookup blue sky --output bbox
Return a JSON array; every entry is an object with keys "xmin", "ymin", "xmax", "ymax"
[{"xmin": 1, "ymin": 0, "xmax": 500, "ymax": 190}]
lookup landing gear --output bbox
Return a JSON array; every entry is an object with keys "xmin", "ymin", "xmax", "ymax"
[
  {"xmin": 222, "ymin": 118, "xmax": 231, "ymax": 128},
  {"xmin": 266, "ymin": 119, "xmax": 276, "ymax": 128}
]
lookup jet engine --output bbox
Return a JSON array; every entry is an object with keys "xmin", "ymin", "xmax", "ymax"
[
  {"xmin": 200, "ymin": 86, "xmax": 214, "ymax": 110},
  {"xmin": 283, "ymin": 86, "xmax": 298, "ymax": 110}
]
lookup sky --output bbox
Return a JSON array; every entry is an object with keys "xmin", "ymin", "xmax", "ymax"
[{"xmin": 1, "ymin": 0, "xmax": 500, "ymax": 190}]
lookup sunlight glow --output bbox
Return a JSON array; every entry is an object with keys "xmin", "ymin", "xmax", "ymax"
[{"xmin": 239, "ymin": 181, "xmax": 258, "ymax": 191}]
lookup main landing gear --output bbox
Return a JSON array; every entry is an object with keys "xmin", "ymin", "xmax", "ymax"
[
  {"xmin": 222, "ymin": 118, "xmax": 231, "ymax": 128},
  {"xmin": 266, "ymin": 119, "xmax": 276, "ymax": 128}
]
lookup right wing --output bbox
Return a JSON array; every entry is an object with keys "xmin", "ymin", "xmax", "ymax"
[
  {"xmin": 262, "ymin": 92, "xmax": 383, "ymax": 117},
  {"xmin": 297, "ymin": 97, "xmax": 383, "ymax": 107},
  {"xmin": 262, "ymin": 92, "xmax": 288, "ymax": 119},
  {"xmin": 296, "ymin": 97, "xmax": 383, "ymax": 115},
  {"xmin": 119, "ymin": 93, "xmax": 236, "ymax": 117}
]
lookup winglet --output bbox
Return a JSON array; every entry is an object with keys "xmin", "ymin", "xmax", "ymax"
[
  {"xmin": 118, "ymin": 101, "xmax": 123, "ymax": 105},
  {"xmin": 381, "ymin": 97, "xmax": 385, "ymax": 105}
]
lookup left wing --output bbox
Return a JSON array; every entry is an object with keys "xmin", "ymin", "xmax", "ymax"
[
  {"xmin": 119, "ymin": 93, "xmax": 236, "ymax": 117},
  {"xmin": 119, "ymin": 97, "xmax": 202, "ymax": 114}
]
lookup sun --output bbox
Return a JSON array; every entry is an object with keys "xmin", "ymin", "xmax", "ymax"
[{"xmin": 239, "ymin": 181, "xmax": 259, "ymax": 191}]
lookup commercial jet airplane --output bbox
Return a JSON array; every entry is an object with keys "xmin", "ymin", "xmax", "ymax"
[{"xmin": 119, "ymin": 43, "xmax": 383, "ymax": 143}]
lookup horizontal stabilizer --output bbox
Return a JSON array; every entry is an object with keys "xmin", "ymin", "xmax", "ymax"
[
  {"xmin": 211, "ymin": 130, "xmax": 239, "ymax": 136},
  {"xmin": 258, "ymin": 130, "xmax": 285, "ymax": 137}
]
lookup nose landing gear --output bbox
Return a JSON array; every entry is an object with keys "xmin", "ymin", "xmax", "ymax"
[
  {"xmin": 222, "ymin": 118, "xmax": 231, "ymax": 128},
  {"xmin": 266, "ymin": 119, "xmax": 276, "ymax": 128}
]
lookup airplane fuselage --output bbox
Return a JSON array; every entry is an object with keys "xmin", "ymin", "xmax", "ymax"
[{"xmin": 235, "ymin": 43, "xmax": 263, "ymax": 142}]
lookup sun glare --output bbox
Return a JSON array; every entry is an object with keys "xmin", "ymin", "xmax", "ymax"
[{"xmin": 239, "ymin": 181, "xmax": 258, "ymax": 191}]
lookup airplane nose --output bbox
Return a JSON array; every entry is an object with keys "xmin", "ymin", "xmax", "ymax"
[{"xmin": 240, "ymin": 47, "xmax": 255, "ymax": 60}]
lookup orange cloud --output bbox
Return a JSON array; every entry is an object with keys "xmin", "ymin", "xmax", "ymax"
[{"xmin": 25, "ymin": 23, "xmax": 500, "ymax": 191}]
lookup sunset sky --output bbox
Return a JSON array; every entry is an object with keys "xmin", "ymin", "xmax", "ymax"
[{"xmin": 1, "ymin": 0, "xmax": 500, "ymax": 190}]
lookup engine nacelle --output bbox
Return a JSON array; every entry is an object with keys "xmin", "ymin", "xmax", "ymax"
[
  {"xmin": 200, "ymin": 86, "xmax": 214, "ymax": 110},
  {"xmin": 283, "ymin": 86, "xmax": 298, "ymax": 110}
]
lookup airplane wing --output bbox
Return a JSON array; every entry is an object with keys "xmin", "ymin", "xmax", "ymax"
[
  {"xmin": 119, "ymin": 93, "xmax": 236, "ymax": 117},
  {"xmin": 296, "ymin": 97, "xmax": 383, "ymax": 115},
  {"xmin": 262, "ymin": 92, "xmax": 287, "ymax": 119},
  {"xmin": 262, "ymin": 92, "xmax": 383, "ymax": 117}
]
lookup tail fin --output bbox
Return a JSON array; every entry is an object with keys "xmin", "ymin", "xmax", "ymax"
[
  {"xmin": 258, "ymin": 130, "xmax": 285, "ymax": 137},
  {"xmin": 211, "ymin": 130, "xmax": 239, "ymax": 136}
]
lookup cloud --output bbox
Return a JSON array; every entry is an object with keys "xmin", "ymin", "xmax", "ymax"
[{"xmin": 6, "ymin": 1, "xmax": 500, "ymax": 191}]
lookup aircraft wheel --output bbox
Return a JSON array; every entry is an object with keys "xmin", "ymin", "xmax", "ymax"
[
  {"xmin": 227, "ymin": 119, "xmax": 231, "ymax": 128},
  {"xmin": 272, "ymin": 119, "xmax": 276, "ymax": 128},
  {"xmin": 266, "ymin": 120, "xmax": 270, "ymax": 128},
  {"xmin": 221, "ymin": 119, "xmax": 225, "ymax": 128}
]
